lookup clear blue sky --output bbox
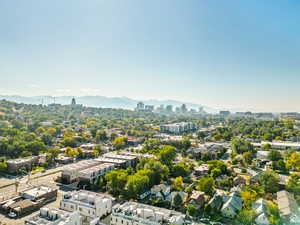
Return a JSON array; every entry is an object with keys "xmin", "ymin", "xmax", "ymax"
[{"xmin": 1, "ymin": 0, "xmax": 300, "ymax": 112}]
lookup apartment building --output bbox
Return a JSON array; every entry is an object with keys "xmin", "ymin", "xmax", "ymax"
[
  {"xmin": 102, "ymin": 152, "xmax": 138, "ymax": 167},
  {"xmin": 111, "ymin": 202, "xmax": 187, "ymax": 225},
  {"xmin": 25, "ymin": 207, "xmax": 81, "ymax": 225},
  {"xmin": 6, "ymin": 155, "xmax": 45, "ymax": 174},
  {"xmin": 78, "ymin": 163, "xmax": 115, "ymax": 184},
  {"xmin": 61, "ymin": 160, "xmax": 101, "ymax": 184},
  {"xmin": 160, "ymin": 122, "xmax": 197, "ymax": 134},
  {"xmin": 60, "ymin": 190, "xmax": 115, "ymax": 222}
]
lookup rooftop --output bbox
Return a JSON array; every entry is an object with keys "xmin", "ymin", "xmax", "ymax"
[
  {"xmin": 25, "ymin": 207, "xmax": 79, "ymax": 225},
  {"xmin": 62, "ymin": 190, "xmax": 114, "ymax": 209},
  {"xmin": 78, "ymin": 163, "xmax": 114, "ymax": 175},
  {"xmin": 112, "ymin": 202, "xmax": 186, "ymax": 225}
]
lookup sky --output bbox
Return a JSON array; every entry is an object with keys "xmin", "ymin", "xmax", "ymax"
[{"xmin": 1, "ymin": 0, "xmax": 300, "ymax": 112}]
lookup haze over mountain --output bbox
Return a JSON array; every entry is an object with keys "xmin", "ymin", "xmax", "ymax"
[{"xmin": 0, "ymin": 95, "xmax": 217, "ymax": 113}]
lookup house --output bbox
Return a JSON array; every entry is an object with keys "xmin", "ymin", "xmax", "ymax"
[
  {"xmin": 233, "ymin": 176, "xmax": 247, "ymax": 186},
  {"xmin": 150, "ymin": 184, "xmax": 171, "ymax": 201},
  {"xmin": 56, "ymin": 155, "xmax": 74, "ymax": 164},
  {"xmin": 171, "ymin": 191, "xmax": 188, "ymax": 205},
  {"xmin": 194, "ymin": 164, "xmax": 209, "ymax": 177},
  {"xmin": 252, "ymin": 199, "xmax": 270, "ymax": 225},
  {"xmin": 127, "ymin": 137, "xmax": 144, "ymax": 146},
  {"xmin": 25, "ymin": 207, "xmax": 82, "ymax": 225},
  {"xmin": 189, "ymin": 191, "xmax": 205, "ymax": 207},
  {"xmin": 248, "ymin": 169, "xmax": 263, "ymax": 184},
  {"xmin": 221, "ymin": 192, "xmax": 243, "ymax": 218},
  {"xmin": 207, "ymin": 192, "xmax": 223, "ymax": 211},
  {"xmin": 60, "ymin": 190, "xmax": 115, "ymax": 222},
  {"xmin": 111, "ymin": 202, "xmax": 187, "ymax": 225},
  {"xmin": 277, "ymin": 190, "xmax": 300, "ymax": 223}
]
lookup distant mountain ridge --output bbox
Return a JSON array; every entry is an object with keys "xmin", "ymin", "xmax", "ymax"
[{"xmin": 0, "ymin": 95, "xmax": 217, "ymax": 113}]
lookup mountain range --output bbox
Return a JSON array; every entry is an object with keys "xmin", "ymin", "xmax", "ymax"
[{"xmin": 0, "ymin": 95, "xmax": 217, "ymax": 113}]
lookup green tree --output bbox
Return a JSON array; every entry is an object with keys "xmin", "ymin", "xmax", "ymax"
[
  {"xmin": 258, "ymin": 171, "xmax": 280, "ymax": 193},
  {"xmin": 286, "ymin": 174, "xmax": 300, "ymax": 196},
  {"xmin": 196, "ymin": 177, "xmax": 214, "ymax": 195},
  {"xmin": 268, "ymin": 150, "xmax": 282, "ymax": 162},
  {"xmin": 112, "ymin": 136, "xmax": 128, "ymax": 149},
  {"xmin": 139, "ymin": 159, "xmax": 169, "ymax": 185},
  {"xmin": 158, "ymin": 145, "xmax": 176, "ymax": 165},
  {"xmin": 95, "ymin": 130, "xmax": 108, "ymax": 142},
  {"xmin": 26, "ymin": 141, "xmax": 46, "ymax": 156},
  {"xmin": 172, "ymin": 192, "xmax": 183, "ymax": 209},
  {"xmin": 105, "ymin": 170, "xmax": 128, "ymax": 196},
  {"xmin": 172, "ymin": 176, "xmax": 184, "ymax": 191},
  {"xmin": 234, "ymin": 209, "xmax": 256, "ymax": 225},
  {"xmin": 286, "ymin": 152, "xmax": 300, "ymax": 171},
  {"xmin": 125, "ymin": 174, "xmax": 149, "ymax": 199},
  {"xmin": 172, "ymin": 163, "xmax": 190, "ymax": 177}
]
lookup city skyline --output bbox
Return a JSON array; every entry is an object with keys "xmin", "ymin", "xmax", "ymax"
[{"xmin": 1, "ymin": 1, "xmax": 300, "ymax": 112}]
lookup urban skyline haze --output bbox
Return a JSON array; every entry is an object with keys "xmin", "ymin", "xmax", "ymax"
[{"xmin": 1, "ymin": 0, "xmax": 300, "ymax": 112}]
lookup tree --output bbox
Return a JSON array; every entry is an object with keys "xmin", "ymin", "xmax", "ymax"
[
  {"xmin": 207, "ymin": 160, "xmax": 228, "ymax": 175},
  {"xmin": 95, "ymin": 130, "xmax": 108, "ymax": 142},
  {"xmin": 158, "ymin": 145, "xmax": 176, "ymax": 165},
  {"xmin": 268, "ymin": 150, "xmax": 282, "ymax": 162},
  {"xmin": 0, "ymin": 161, "xmax": 7, "ymax": 172},
  {"xmin": 62, "ymin": 137, "xmax": 78, "ymax": 148},
  {"xmin": 125, "ymin": 174, "xmax": 149, "ymax": 199},
  {"xmin": 242, "ymin": 151, "xmax": 253, "ymax": 165},
  {"xmin": 241, "ymin": 190, "xmax": 257, "ymax": 208},
  {"xmin": 26, "ymin": 141, "xmax": 46, "ymax": 156},
  {"xmin": 172, "ymin": 176, "xmax": 184, "ymax": 191},
  {"xmin": 196, "ymin": 177, "xmax": 214, "ymax": 195},
  {"xmin": 139, "ymin": 159, "xmax": 169, "ymax": 185},
  {"xmin": 47, "ymin": 148, "xmax": 60, "ymax": 164},
  {"xmin": 172, "ymin": 163, "xmax": 190, "ymax": 177},
  {"xmin": 65, "ymin": 147, "xmax": 79, "ymax": 158},
  {"xmin": 286, "ymin": 152, "xmax": 300, "ymax": 171},
  {"xmin": 112, "ymin": 136, "xmax": 128, "ymax": 149},
  {"xmin": 258, "ymin": 171, "xmax": 280, "ymax": 193},
  {"xmin": 231, "ymin": 139, "xmax": 254, "ymax": 154},
  {"xmin": 41, "ymin": 133, "xmax": 54, "ymax": 145},
  {"xmin": 234, "ymin": 209, "xmax": 256, "ymax": 225},
  {"xmin": 105, "ymin": 170, "xmax": 128, "ymax": 196},
  {"xmin": 211, "ymin": 168, "xmax": 222, "ymax": 178},
  {"xmin": 172, "ymin": 192, "xmax": 182, "ymax": 209},
  {"xmin": 186, "ymin": 204, "xmax": 198, "ymax": 217},
  {"xmin": 267, "ymin": 202, "xmax": 282, "ymax": 225},
  {"xmin": 286, "ymin": 174, "xmax": 300, "ymax": 196}
]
